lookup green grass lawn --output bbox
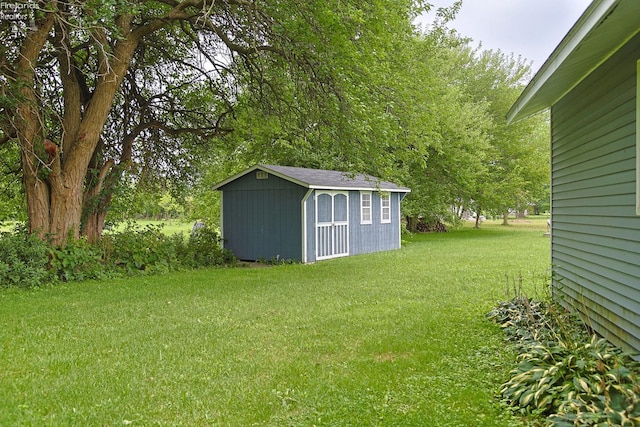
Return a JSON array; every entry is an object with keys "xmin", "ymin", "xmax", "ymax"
[
  {"xmin": 109, "ymin": 219, "xmax": 195, "ymax": 235},
  {"xmin": 0, "ymin": 218, "xmax": 550, "ymax": 426},
  {"xmin": 0, "ymin": 220, "xmax": 21, "ymax": 233},
  {"xmin": 0, "ymin": 220, "xmax": 194, "ymax": 235}
]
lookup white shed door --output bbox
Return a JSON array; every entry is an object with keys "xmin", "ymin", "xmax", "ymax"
[{"xmin": 316, "ymin": 191, "xmax": 349, "ymax": 260}]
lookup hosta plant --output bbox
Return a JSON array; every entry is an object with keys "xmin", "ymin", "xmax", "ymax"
[
  {"xmin": 491, "ymin": 297, "xmax": 640, "ymax": 426},
  {"xmin": 488, "ymin": 297, "xmax": 589, "ymax": 349}
]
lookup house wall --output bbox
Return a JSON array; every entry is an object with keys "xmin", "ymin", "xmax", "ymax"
[
  {"xmin": 220, "ymin": 172, "xmax": 307, "ymax": 261},
  {"xmin": 550, "ymin": 32, "xmax": 640, "ymax": 352}
]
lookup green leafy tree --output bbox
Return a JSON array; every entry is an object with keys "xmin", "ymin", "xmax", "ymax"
[
  {"xmin": 0, "ymin": 139, "xmax": 25, "ymax": 221},
  {"xmin": 1, "ymin": 0, "xmax": 426, "ymax": 245},
  {"xmin": 457, "ymin": 49, "xmax": 549, "ymax": 225},
  {"xmin": 386, "ymin": 19, "xmax": 494, "ymax": 228},
  {"xmin": 396, "ymin": 32, "xmax": 549, "ymax": 229}
]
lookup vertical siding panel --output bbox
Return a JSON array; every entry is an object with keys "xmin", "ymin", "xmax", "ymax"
[
  {"xmin": 349, "ymin": 191, "xmax": 401, "ymax": 256},
  {"xmin": 551, "ymin": 32, "xmax": 640, "ymax": 353},
  {"xmin": 306, "ymin": 194, "xmax": 316, "ymax": 263},
  {"xmin": 219, "ymin": 168, "xmax": 408, "ymax": 263},
  {"xmin": 220, "ymin": 173, "xmax": 306, "ymax": 261}
]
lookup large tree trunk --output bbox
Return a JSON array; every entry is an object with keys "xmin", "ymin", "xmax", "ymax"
[
  {"xmin": 15, "ymin": 13, "xmax": 56, "ymax": 239},
  {"xmin": 84, "ymin": 210, "xmax": 109, "ymax": 243},
  {"xmin": 406, "ymin": 216, "xmax": 418, "ymax": 232},
  {"xmin": 8, "ymin": 2, "xmax": 249, "ymax": 245},
  {"xmin": 82, "ymin": 159, "xmax": 117, "ymax": 243},
  {"xmin": 16, "ymin": 14, "xmax": 141, "ymax": 245}
]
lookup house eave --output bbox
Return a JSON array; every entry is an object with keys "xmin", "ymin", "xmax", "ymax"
[{"xmin": 507, "ymin": 0, "xmax": 640, "ymax": 124}]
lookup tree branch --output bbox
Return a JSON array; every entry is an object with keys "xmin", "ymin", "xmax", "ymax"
[{"xmin": 53, "ymin": 19, "xmax": 83, "ymax": 153}]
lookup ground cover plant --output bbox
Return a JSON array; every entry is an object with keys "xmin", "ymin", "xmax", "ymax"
[
  {"xmin": 491, "ymin": 296, "xmax": 640, "ymax": 425},
  {"xmin": 0, "ymin": 218, "xmax": 550, "ymax": 425}
]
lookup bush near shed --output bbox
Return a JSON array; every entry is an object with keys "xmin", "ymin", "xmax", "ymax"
[{"xmin": 0, "ymin": 223, "xmax": 236, "ymax": 288}]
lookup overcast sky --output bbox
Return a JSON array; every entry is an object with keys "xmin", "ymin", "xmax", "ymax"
[{"xmin": 416, "ymin": 0, "xmax": 593, "ymax": 73}]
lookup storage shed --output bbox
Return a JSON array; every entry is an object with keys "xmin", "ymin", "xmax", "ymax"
[
  {"xmin": 507, "ymin": 0, "xmax": 640, "ymax": 353},
  {"xmin": 213, "ymin": 164, "xmax": 410, "ymax": 263}
]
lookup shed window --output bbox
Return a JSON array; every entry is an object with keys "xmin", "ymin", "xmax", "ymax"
[
  {"xmin": 256, "ymin": 171, "xmax": 268, "ymax": 180},
  {"xmin": 360, "ymin": 192, "xmax": 372, "ymax": 224},
  {"xmin": 636, "ymin": 59, "xmax": 640, "ymax": 215},
  {"xmin": 380, "ymin": 193, "xmax": 391, "ymax": 223}
]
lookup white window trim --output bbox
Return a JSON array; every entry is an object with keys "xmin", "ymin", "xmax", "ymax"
[
  {"xmin": 360, "ymin": 191, "xmax": 372, "ymax": 225},
  {"xmin": 380, "ymin": 192, "xmax": 391, "ymax": 223}
]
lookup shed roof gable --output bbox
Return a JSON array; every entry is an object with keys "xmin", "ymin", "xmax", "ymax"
[
  {"xmin": 213, "ymin": 164, "xmax": 411, "ymax": 192},
  {"xmin": 507, "ymin": 0, "xmax": 640, "ymax": 124}
]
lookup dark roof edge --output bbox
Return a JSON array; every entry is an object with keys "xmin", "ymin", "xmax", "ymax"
[{"xmin": 213, "ymin": 164, "xmax": 411, "ymax": 192}]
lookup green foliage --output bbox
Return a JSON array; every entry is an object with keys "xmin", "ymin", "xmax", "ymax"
[
  {"xmin": 0, "ymin": 227, "xmax": 51, "ymax": 288},
  {"xmin": 491, "ymin": 297, "xmax": 640, "ymax": 425},
  {"xmin": 49, "ymin": 237, "xmax": 106, "ymax": 282},
  {"xmin": 209, "ymin": 15, "xmax": 550, "ymax": 228},
  {"xmin": 256, "ymin": 256, "xmax": 300, "ymax": 265},
  {"xmin": 102, "ymin": 222, "xmax": 179, "ymax": 274},
  {"xmin": 489, "ymin": 297, "xmax": 589, "ymax": 351},
  {"xmin": 0, "ymin": 221, "xmax": 236, "ymax": 287},
  {"xmin": 178, "ymin": 226, "xmax": 236, "ymax": 268},
  {"xmin": 0, "ymin": 141, "xmax": 25, "ymax": 221}
]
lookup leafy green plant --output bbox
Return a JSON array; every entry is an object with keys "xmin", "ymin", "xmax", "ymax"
[
  {"xmin": 0, "ymin": 227, "xmax": 51, "ymax": 288},
  {"xmin": 179, "ymin": 226, "xmax": 235, "ymax": 268},
  {"xmin": 492, "ymin": 297, "xmax": 640, "ymax": 425},
  {"xmin": 488, "ymin": 297, "xmax": 589, "ymax": 350},
  {"xmin": 101, "ymin": 222, "xmax": 179, "ymax": 274},
  {"xmin": 49, "ymin": 237, "xmax": 106, "ymax": 281},
  {"xmin": 256, "ymin": 255, "xmax": 299, "ymax": 265}
]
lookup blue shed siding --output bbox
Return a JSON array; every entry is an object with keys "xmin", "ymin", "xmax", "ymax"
[
  {"xmin": 550, "ymin": 32, "xmax": 640, "ymax": 353},
  {"xmin": 220, "ymin": 172, "xmax": 307, "ymax": 261},
  {"xmin": 217, "ymin": 166, "xmax": 409, "ymax": 264},
  {"xmin": 348, "ymin": 192, "xmax": 401, "ymax": 256},
  {"xmin": 303, "ymin": 190, "xmax": 402, "ymax": 262}
]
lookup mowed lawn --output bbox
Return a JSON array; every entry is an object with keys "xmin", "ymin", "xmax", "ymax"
[{"xmin": 0, "ymin": 218, "xmax": 550, "ymax": 426}]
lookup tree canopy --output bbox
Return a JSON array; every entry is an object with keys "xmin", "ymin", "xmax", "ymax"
[{"xmin": 0, "ymin": 0, "xmax": 549, "ymax": 242}]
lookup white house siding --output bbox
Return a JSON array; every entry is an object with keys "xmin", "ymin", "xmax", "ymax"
[{"xmin": 550, "ymin": 32, "xmax": 640, "ymax": 353}]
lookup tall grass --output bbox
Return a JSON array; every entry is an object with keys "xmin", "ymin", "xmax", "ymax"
[{"xmin": 0, "ymin": 219, "xmax": 550, "ymax": 426}]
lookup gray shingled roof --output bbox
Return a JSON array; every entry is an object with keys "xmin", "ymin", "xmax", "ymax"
[{"xmin": 214, "ymin": 164, "xmax": 410, "ymax": 192}]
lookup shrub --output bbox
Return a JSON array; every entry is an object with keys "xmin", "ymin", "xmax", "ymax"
[
  {"xmin": 256, "ymin": 256, "xmax": 299, "ymax": 265},
  {"xmin": 179, "ymin": 226, "xmax": 236, "ymax": 268},
  {"xmin": 0, "ymin": 227, "xmax": 51, "ymax": 288},
  {"xmin": 490, "ymin": 297, "xmax": 640, "ymax": 425},
  {"xmin": 0, "ymin": 221, "xmax": 237, "ymax": 288},
  {"xmin": 102, "ymin": 222, "xmax": 179, "ymax": 274},
  {"xmin": 488, "ymin": 297, "xmax": 589, "ymax": 350},
  {"xmin": 49, "ymin": 237, "xmax": 106, "ymax": 282}
]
